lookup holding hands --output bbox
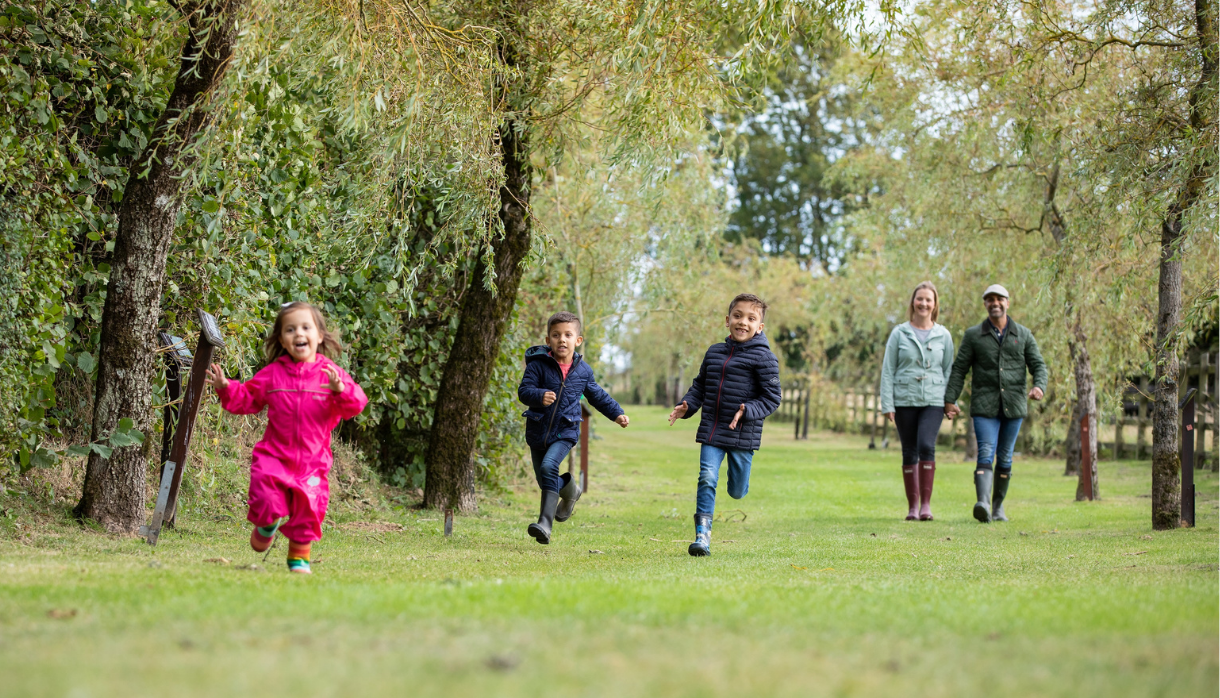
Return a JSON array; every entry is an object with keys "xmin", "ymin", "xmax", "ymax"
[{"xmin": 944, "ymin": 403, "xmax": 961, "ymax": 419}]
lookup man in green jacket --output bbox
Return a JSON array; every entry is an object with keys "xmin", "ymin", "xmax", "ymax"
[{"xmin": 944, "ymin": 284, "xmax": 1048, "ymax": 523}]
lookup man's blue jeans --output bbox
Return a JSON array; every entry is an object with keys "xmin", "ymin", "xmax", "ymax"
[
  {"xmin": 972, "ymin": 415, "xmax": 1023, "ymax": 471},
  {"xmin": 530, "ymin": 440, "xmax": 574, "ymax": 493},
  {"xmin": 696, "ymin": 444, "xmax": 754, "ymax": 515}
]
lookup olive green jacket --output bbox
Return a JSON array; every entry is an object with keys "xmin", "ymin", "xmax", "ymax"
[{"xmin": 944, "ymin": 317, "xmax": 1048, "ymax": 419}]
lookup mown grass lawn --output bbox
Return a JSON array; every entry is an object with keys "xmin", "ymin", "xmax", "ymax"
[{"xmin": 1, "ymin": 405, "xmax": 1216, "ymax": 697}]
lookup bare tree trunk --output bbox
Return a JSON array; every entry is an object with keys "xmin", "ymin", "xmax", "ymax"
[
  {"xmin": 1071, "ymin": 321, "xmax": 1099, "ymax": 499},
  {"xmin": 75, "ymin": 0, "xmax": 246, "ymax": 533},
  {"xmin": 1152, "ymin": 0, "xmax": 1216, "ymax": 530},
  {"xmin": 423, "ymin": 35, "xmax": 532, "ymax": 513}
]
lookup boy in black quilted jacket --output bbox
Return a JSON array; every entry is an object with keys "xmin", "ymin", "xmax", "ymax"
[{"xmin": 668, "ymin": 293, "xmax": 782, "ymax": 556}]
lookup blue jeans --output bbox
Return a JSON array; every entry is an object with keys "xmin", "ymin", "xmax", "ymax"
[
  {"xmin": 973, "ymin": 415, "xmax": 1023, "ymax": 472},
  {"xmin": 530, "ymin": 440, "xmax": 574, "ymax": 493},
  {"xmin": 696, "ymin": 444, "xmax": 754, "ymax": 515}
]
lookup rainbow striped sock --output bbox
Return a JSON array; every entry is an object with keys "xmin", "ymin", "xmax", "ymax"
[{"xmin": 287, "ymin": 540, "xmax": 312, "ymax": 574}]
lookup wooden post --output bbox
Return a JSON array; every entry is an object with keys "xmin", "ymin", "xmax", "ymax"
[
  {"xmin": 801, "ymin": 383, "xmax": 811, "ymax": 440},
  {"xmin": 1196, "ymin": 352, "xmax": 1209, "ymax": 469},
  {"xmin": 868, "ymin": 389, "xmax": 878, "ymax": 449},
  {"xmin": 144, "ymin": 310, "xmax": 226, "ymax": 545},
  {"xmin": 1079, "ymin": 416, "xmax": 1095, "ymax": 500},
  {"xmin": 1136, "ymin": 376, "xmax": 1149, "ymax": 460},
  {"xmin": 580, "ymin": 403, "xmax": 590, "ymax": 492},
  {"xmin": 1181, "ymin": 388, "xmax": 1197, "ymax": 526},
  {"xmin": 1114, "ymin": 401, "xmax": 1124, "ymax": 460}
]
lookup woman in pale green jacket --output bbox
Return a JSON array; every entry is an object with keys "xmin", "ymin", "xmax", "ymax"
[{"xmin": 880, "ymin": 282, "xmax": 954, "ymax": 521}]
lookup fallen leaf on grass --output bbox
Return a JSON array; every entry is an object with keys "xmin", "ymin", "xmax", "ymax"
[
  {"xmin": 1122, "ymin": 551, "xmax": 1149, "ymax": 556},
  {"xmin": 204, "ymin": 557, "xmax": 230, "ymax": 565},
  {"xmin": 1067, "ymin": 555, "xmax": 1075, "ymax": 559},
  {"xmin": 791, "ymin": 565, "xmax": 807, "ymax": 570},
  {"xmin": 648, "ymin": 538, "xmax": 662, "ymax": 542},
  {"xmin": 1019, "ymin": 531, "xmax": 1028, "ymax": 536},
  {"xmin": 944, "ymin": 537, "xmax": 952, "ymax": 541},
  {"xmin": 47, "ymin": 609, "xmax": 77, "ymax": 619},
  {"xmin": 233, "ymin": 564, "xmax": 262, "ymax": 571},
  {"xmin": 588, "ymin": 550, "xmax": 604, "ymax": 554},
  {"xmin": 720, "ymin": 540, "xmax": 737, "ymax": 543},
  {"xmin": 1140, "ymin": 535, "xmax": 1153, "ymax": 540}
]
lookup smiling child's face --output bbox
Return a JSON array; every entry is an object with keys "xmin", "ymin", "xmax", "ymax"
[
  {"xmin": 725, "ymin": 302, "xmax": 765, "ymax": 342},
  {"xmin": 546, "ymin": 322, "xmax": 583, "ymax": 362},
  {"xmin": 279, "ymin": 308, "xmax": 322, "ymax": 363}
]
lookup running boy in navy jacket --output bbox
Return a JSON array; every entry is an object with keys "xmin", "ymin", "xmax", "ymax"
[
  {"xmin": 519, "ymin": 311, "xmax": 629, "ymax": 544},
  {"xmin": 668, "ymin": 294, "xmax": 782, "ymax": 556}
]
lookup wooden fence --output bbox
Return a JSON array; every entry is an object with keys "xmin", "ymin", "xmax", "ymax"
[{"xmin": 1106, "ymin": 347, "xmax": 1217, "ymax": 469}]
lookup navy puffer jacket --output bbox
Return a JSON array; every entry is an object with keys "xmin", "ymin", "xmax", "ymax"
[
  {"xmin": 680, "ymin": 333, "xmax": 782, "ymax": 451},
  {"xmin": 518, "ymin": 346, "xmax": 624, "ymax": 447}
]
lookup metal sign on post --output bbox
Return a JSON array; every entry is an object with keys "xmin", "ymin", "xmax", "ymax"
[
  {"xmin": 143, "ymin": 309, "xmax": 225, "ymax": 545},
  {"xmin": 1180, "ymin": 387, "xmax": 1198, "ymax": 527}
]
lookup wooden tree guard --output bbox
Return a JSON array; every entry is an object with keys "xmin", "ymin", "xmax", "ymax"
[
  {"xmin": 1180, "ymin": 388, "xmax": 1197, "ymax": 527},
  {"xmin": 1078, "ymin": 418, "xmax": 1095, "ymax": 501}
]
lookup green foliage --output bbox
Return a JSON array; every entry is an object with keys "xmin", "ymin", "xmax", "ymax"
[{"xmin": 0, "ymin": 0, "xmax": 179, "ymax": 470}]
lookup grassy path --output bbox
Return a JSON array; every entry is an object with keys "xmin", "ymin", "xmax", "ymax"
[{"xmin": 1, "ymin": 406, "xmax": 1217, "ymax": 697}]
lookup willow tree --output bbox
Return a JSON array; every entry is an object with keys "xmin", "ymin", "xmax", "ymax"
[
  {"xmin": 76, "ymin": 0, "xmax": 249, "ymax": 532},
  {"xmin": 417, "ymin": 1, "xmax": 869, "ymax": 512}
]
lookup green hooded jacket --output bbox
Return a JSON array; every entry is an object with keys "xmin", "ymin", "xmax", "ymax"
[{"xmin": 943, "ymin": 317, "xmax": 1048, "ymax": 419}]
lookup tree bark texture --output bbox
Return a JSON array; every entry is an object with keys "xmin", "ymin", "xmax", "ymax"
[
  {"xmin": 75, "ymin": 0, "xmax": 246, "ymax": 533},
  {"xmin": 1151, "ymin": 0, "xmax": 1216, "ymax": 529},
  {"xmin": 1070, "ymin": 321, "xmax": 1099, "ymax": 499},
  {"xmin": 423, "ymin": 112, "xmax": 532, "ymax": 511}
]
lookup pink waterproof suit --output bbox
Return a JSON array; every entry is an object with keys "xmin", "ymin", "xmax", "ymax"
[{"xmin": 216, "ymin": 355, "xmax": 368, "ymax": 543}]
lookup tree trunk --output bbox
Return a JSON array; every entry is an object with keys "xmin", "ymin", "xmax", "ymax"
[
  {"xmin": 75, "ymin": 0, "xmax": 246, "ymax": 533},
  {"xmin": 1151, "ymin": 0, "xmax": 1216, "ymax": 530},
  {"xmin": 423, "ymin": 67, "xmax": 532, "ymax": 512},
  {"xmin": 1070, "ymin": 321, "xmax": 1099, "ymax": 499}
]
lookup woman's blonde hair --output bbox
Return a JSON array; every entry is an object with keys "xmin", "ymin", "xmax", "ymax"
[
  {"xmin": 263, "ymin": 301, "xmax": 344, "ymax": 364},
  {"xmin": 907, "ymin": 281, "xmax": 940, "ymax": 323}
]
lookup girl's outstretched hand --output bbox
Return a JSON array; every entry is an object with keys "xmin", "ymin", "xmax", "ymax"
[
  {"xmin": 667, "ymin": 401, "xmax": 688, "ymax": 426},
  {"xmin": 322, "ymin": 365, "xmax": 345, "ymax": 393},
  {"xmin": 205, "ymin": 363, "xmax": 229, "ymax": 391},
  {"xmin": 728, "ymin": 403, "xmax": 746, "ymax": 430},
  {"xmin": 615, "ymin": 414, "xmax": 630, "ymax": 428}
]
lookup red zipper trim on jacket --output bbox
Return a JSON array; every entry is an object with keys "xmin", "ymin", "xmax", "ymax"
[{"xmin": 707, "ymin": 346, "xmax": 735, "ymax": 440}]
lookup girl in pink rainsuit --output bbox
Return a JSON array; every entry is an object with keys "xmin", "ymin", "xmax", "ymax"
[{"xmin": 206, "ymin": 302, "xmax": 368, "ymax": 574}]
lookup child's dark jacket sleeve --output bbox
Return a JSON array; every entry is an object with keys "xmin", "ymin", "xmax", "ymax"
[
  {"xmin": 583, "ymin": 375, "xmax": 624, "ymax": 421},
  {"xmin": 743, "ymin": 349, "xmax": 782, "ymax": 421},
  {"xmin": 518, "ymin": 362, "xmax": 550, "ymax": 407},
  {"xmin": 679, "ymin": 356, "xmax": 708, "ymax": 417}
]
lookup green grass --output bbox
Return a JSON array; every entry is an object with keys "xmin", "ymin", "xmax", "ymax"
[{"xmin": 1, "ymin": 406, "xmax": 1217, "ymax": 697}]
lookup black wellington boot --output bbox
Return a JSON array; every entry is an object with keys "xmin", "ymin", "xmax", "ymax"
[
  {"xmin": 973, "ymin": 469, "xmax": 994, "ymax": 523},
  {"xmin": 688, "ymin": 513, "xmax": 712, "ymax": 557},
  {"xmin": 992, "ymin": 470, "xmax": 1011, "ymax": 522},
  {"xmin": 527, "ymin": 490, "xmax": 560, "ymax": 544},
  {"xmin": 555, "ymin": 472, "xmax": 583, "ymax": 523}
]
